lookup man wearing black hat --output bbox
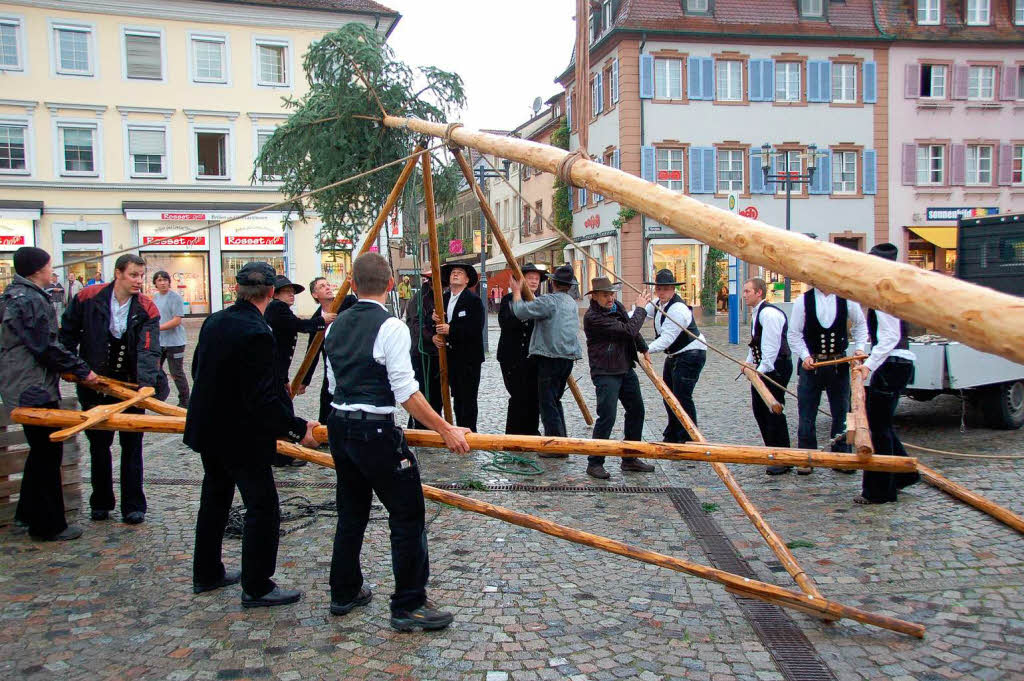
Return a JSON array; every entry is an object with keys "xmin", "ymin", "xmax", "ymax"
[
  {"xmin": 853, "ymin": 243, "xmax": 920, "ymax": 504},
  {"xmin": 407, "ymin": 264, "xmax": 443, "ymax": 427},
  {"xmin": 432, "ymin": 262, "xmax": 484, "ymax": 431},
  {"xmin": 510, "ymin": 264, "xmax": 583, "ymax": 447},
  {"xmin": 186, "ymin": 261, "xmax": 320, "ymax": 608},
  {"xmin": 1, "ymin": 247, "xmax": 98, "ymax": 541},
  {"xmin": 61, "ymin": 253, "xmax": 161, "ymax": 524},
  {"xmin": 583, "ymin": 277, "xmax": 655, "ymax": 480},
  {"xmin": 497, "ymin": 264, "xmax": 547, "ymax": 435},
  {"xmin": 643, "ymin": 269, "xmax": 707, "ymax": 443},
  {"xmin": 264, "ymin": 274, "xmax": 336, "ymax": 466}
]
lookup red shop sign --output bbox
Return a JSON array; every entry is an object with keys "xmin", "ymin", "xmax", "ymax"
[
  {"xmin": 142, "ymin": 236, "xmax": 206, "ymax": 246},
  {"xmin": 224, "ymin": 236, "xmax": 285, "ymax": 246},
  {"xmin": 739, "ymin": 206, "xmax": 759, "ymax": 220},
  {"xmin": 584, "ymin": 215, "xmax": 601, "ymax": 230},
  {"xmin": 0, "ymin": 235, "xmax": 26, "ymax": 246},
  {"xmin": 657, "ymin": 170, "xmax": 682, "ymax": 181},
  {"xmin": 160, "ymin": 213, "xmax": 207, "ymax": 221}
]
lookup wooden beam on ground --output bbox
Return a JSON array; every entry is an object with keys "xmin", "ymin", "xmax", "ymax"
[
  {"xmin": 742, "ymin": 366, "xmax": 783, "ymax": 414},
  {"xmin": 49, "ymin": 387, "xmax": 155, "ymax": 442},
  {"xmin": 421, "ymin": 152, "xmax": 454, "ymax": 423},
  {"xmin": 918, "ymin": 463, "xmax": 1024, "ymax": 535}
]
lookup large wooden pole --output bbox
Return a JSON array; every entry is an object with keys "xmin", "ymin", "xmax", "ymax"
[
  {"xmin": 848, "ymin": 368, "xmax": 873, "ymax": 456},
  {"xmin": 420, "ymin": 152, "xmax": 454, "ymax": 423},
  {"xmin": 742, "ymin": 366, "xmax": 783, "ymax": 414},
  {"xmin": 919, "ymin": 464, "xmax": 1024, "ymax": 535},
  {"xmin": 49, "ymin": 387, "xmax": 155, "ymax": 442},
  {"xmin": 450, "ymin": 149, "xmax": 594, "ymax": 426},
  {"xmin": 288, "ymin": 144, "xmax": 425, "ymax": 397},
  {"xmin": 381, "ymin": 117, "xmax": 1024, "ymax": 365}
]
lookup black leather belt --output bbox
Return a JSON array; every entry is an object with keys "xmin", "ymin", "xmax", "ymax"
[
  {"xmin": 814, "ymin": 353, "xmax": 845, "ymax": 361},
  {"xmin": 886, "ymin": 356, "xmax": 913, "ymax": 365},
  {"xmin": 332, "ymin": 409, "xmax": 393, "ymax": 422}
]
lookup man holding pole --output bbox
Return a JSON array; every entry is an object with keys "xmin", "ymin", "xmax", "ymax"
[
  {"xmin": 407, "ymin": 264, "xmax": 443, "ymax": 427},
  {"xmin": 497, "ymin": 263, "xmax": 546, "ymax": 435},
  {"xmin": 301, "ymin": 277, "xmax": 356, "ymax": 428},
  {"xmin": 433, "ymin": 263, "xmax": 484, "ymax": 431}
]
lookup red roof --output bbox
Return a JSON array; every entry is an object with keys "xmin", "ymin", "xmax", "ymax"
[
  {"xmin": 198, "ymin": 0, "xmax": 398, "ymax": 16},
  {"xmin": 875, "ymin": 0, "xmax": 1024, "ymax": 42}
]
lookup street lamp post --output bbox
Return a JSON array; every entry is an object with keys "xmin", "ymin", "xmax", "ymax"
[
  {"xmin": 475, "ymin": 160, "xmax": 511, "ymax": 349},
  {"xmin": 761, "ymin": 143, "xmax": 821, "ymax": 303}
]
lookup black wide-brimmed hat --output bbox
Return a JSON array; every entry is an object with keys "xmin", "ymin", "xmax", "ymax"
[
  {"xmin": 585, "ymin": 276, "xmax": 622, "ymax": 295},
  {"xmin": 520, "ymin": 262, "xmax": 548, "ymax": 282},
  {"xmin": 868, "ymin": 243, "xmax": 899, "ymax": 261},
  {"xmin": 644, "ymin": 268, "xmax": 683, "ymax": 286},
  {"xmin": 273, "ymin": 274, "xmax": 305, "ymax": 295},
  {"xmin": 548, "ymin": 264, "xmax": 577, "ymax": 286},
  {"xmin": 441, "ymin": 262, "xmax": 479, "ymax": 288}
]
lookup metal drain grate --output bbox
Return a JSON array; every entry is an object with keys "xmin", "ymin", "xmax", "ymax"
[
  {"xmin": 126, "ymin": 479, "xmax": 667, "ymax": 493},
  {"xmin": 666, "ymin": 487, "xmax": 838, "ymax": 681}
]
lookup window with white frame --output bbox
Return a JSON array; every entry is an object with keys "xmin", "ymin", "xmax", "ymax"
[
  {"xmin": 832, "ymin": 151, "xmax": 857, "ymax": 194},
  {"xmin": 1017, "ymin": 65, "xmax": 1023, "ymax": 99},
  {"xmin": 715, "ymin": 60, "xmax": 742, "ymax": 101},
  {"xmin": 966, "ymin": 0, "xmax": 990, "ymax": 25},
  {"xmin": 127, "ymin": 127, "xmax": 165, "ymax": 177},
  {"xmin": 686, "ymin": 0, "xmax": 709, "ymax": 12},
  {"xmin": 920, "ymin": 64, "xmax": 947, "ymax": 98},
  {"xmin": 717, "ymin": 149, "xmax": 744, "ymax": 193},
  {"xmin": 54, "ymin": 24, "xmax": 92, "ymax": 76},
  {"xmin": 255, "ymin": 129, "xmax": 282, "ymax": 180},
  {"xmin": 800, "ymin": 0, "xmax": 823, "ymax": 17},
  {"xmin": 654, "ymin": 58, "xmax": 682, "ymax": 100},
  {"xmin": 0, "ymin": 18, "xmax": 23, "ymax": 70},
  {"xmin": 124, "ymin": 30, "xmax": 162, "ymax": 80},
  {"xmin": 775, "ymin": 62, "xmax": 801, "ymax": 102},
  {"xmin": 59, "ymin": 125, "xmax": 96, "ymax": 175},
  {"xmin": 589, "ymin": 14, "xmax": 597, "ymax": 43},
  {"xmin": 1012, "ymin": 145, "xmax": 1023, "ymax": 184},
  {"xmin": 917, "ymin": 0, "xmax": 939, "ymax": 24},
  {"xmin": 591, "ymin": 76, "xmax": 603, "ymax": 115},
  {"xmin": 256, "ymin": 40, "xmax": 287, "ymax": 86},
  {"xmin": 0, "ymin": 123, "xmax": 27, "ymax": 172},
  {"xmin": 776, "ymin": 150, "xmax": 804, "ymax": 194},
  {"xmin": 602, "ymin": 0, "xmax": 612, "ymax": 30},
  {"xmin": 966, "ymin": 145, "xmax": 993, "ymax": 185},
  {"xmin": 831, "ymin": 63, "xmax": 857, "ymax": 102},
  {"xmin": 916, "ymin": 144, "xmax": 944, "ymax": 185},
  {"xmin": 656, "ymin": 148, "xmax": 684, "ymax": 192},
  {"xmin": 1016, "ymin": 0, "xmax": 1024, "ymax": 24},
  {"xmin": 967, "ymin": 65, "xmax": 995, "ymax": 100},
  {"xmin": 195, "ymin": 130, "xmax": 228, "ymax": 178},
  {"xmin": 192, "ymin": 35, "xmax": 226, "ymax": 83}
]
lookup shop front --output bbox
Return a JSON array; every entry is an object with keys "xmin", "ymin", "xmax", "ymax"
[
  {"xmin": 903, "ymin": 208, "xmax": 998, "ymax": 275},
  {"xmin": 319, "ymin": 237, "xmax": 353, "ymax": 290},
  {"xmin": 565, "ymin": 231, "xmax": 618, "ymax": 302},
  {"xmin": 0, "ymin": 205, "xmax": 38, "ymax": 291},
  {"xmin": 220, "ymin": 217, "xmax": 288, "ymax": 306},
  {"xmin": 51, "ymin": 220, "xmax": 109, "ymax": 287},
  {"xmin": 135, "ymin": 220, "xmax": 212, "ymax": 315},
  {"xmin": 646, "ymin": 236, "xmax": 733, "ymax": 312}
]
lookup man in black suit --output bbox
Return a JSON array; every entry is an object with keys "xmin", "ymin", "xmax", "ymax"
[
  {"xmin": 433, "ymin": 262, "xmax": 484, "ymax": 431},
  {"xmin": 406, "ymin": 265, "xmax": 442, "ymax": 428},
  {"xmin": 497, "ymin": 263, "xmax": 546, "ymax": 435},
  {"xmin": 185, "ymin": 262, "xmax": 320, "ymax": 608},
  {"xmin": 301, "ymin": 277, "xmax": 356, "ymax": 427}
]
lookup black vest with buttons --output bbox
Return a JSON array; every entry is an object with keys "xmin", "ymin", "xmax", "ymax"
[
  {"xmin": 656, "ymin": 295, "xmax": 701, "ymax": 356},
  {"xmin": 106, "ymin": 333, "xmax": 132, "ymax": 380},
  {"xmin": 867, "ymin": 309, "xmax": 910, "ymax": 351},
  {"xmin": 803, "ymin": 291, "xmax": 848, "ymax": 358},
  {"xmin": 326, "ymin": 301, "xmax": 396, "ymax": 408},
  {"xmin": 749, "ymin": 302, "xmax": 791, "ymax": 366}
]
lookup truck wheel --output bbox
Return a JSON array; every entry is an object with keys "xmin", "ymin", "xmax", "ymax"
[{"xmin": 984, "ymin": 380, "xmax": 1024, "ymax": 430}]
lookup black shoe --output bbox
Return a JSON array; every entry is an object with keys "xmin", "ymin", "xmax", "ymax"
[
  {"xmin": 766, "ymin": 465, "xmax": 792, "ymax": 476},
  {"xmin": 587, "ymin": 465, "xmax": 610, "ymax": 480},
  {"xmin": 288, "ymin": 459, "xmax": 307, "ymax": 467},
  {"xmin": 390, "ymin": 601, "xmax": 453, "ymax": 632},
  {"xmin": 34, "ymin": 526, "xmax": 83, "ymax": 542},
  {"xmin": 241, "ymin": 586, "xmax": 302, "ymax": 608},
  {"xmin": 538, "ymin": 453, "xmax": 569, "ymax": 459},
  {"xmin": 621, "ymin": 459, "xmax": 655, "ymax": 473},
  {"xmin": 330, "ymin": 587, "xmax": 372, "ymax": 616},
  {"xmin": 193, "ymin": 569, "xmax": 242, "ymax": 594},
  {"xmin": 91, "ymin": 509, "xmax": 110, "ymax": 521},
  {"xmin": 123, "ymin": 511, "xmax": 145, "ymax": 525}
]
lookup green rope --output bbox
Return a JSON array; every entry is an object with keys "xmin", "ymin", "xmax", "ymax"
[{"xmin": 480, "ymin": 451, "xmax": 543, "ymax": 476}]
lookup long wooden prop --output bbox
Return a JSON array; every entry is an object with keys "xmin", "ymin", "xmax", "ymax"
[
  {"xmin": 742, "ymin": 367, "xmax": 783, "ymax": 414},
  {"xmin": 63, "ymin": 373, "xmax": 186, "ymax": 416},
  {"xmin": 918, "ymin": 464, "xmax": 1024, "ymax": 535},
  {"xmin": 450, "ymin": 149, "xmax": 594, "ymax": 426},
  {"xmin": 848, "ymin": 368, "xmax": 873, "ymax": 456},
  {"xmin": 382, "ymin": 116, "xmax": 1024, "ymax": 365},
  {"xmin": 421, "ymin": 152, "xmax": 454, "ymax": 423},
  {"xmin": 810, "ymin": 355, "xmax": 861, "ymax": 369},
  {"xmin": 639, "ymin": 358, "xmax": 830, "ymax": 614},
  {"xmin": 288, "ymin": 144, "xmax": 425, "ymax": 397},
  {"xmin": 49, "ymin": 387, "xmax": 155, "ymax": 442}
]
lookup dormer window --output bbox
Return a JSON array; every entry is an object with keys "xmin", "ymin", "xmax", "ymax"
[
  {"xmin": 966, "ymin": 0, "xmax": 990, "ymax": 25},
  {"xmin": 799, "ymin": 0, "xmax": 824, "ymax": 18},
  {"xmin": 685, "ymin": 0, "xmax": 710, "ymax": 14},
  {"xmin": 602, "ymin": 0, "xmax": 613, "ymax": 30},
  {"xmin": 917, "ymin": 0, "xmax": 940, "ymax": 24}
]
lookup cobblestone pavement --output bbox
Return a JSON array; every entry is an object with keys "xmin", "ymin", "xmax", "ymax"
[{"xmin": 2, "ymin": 316, "xmax": 1022, "ymax": 681}]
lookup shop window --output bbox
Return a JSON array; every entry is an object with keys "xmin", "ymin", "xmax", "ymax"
[
  {"xmin": 128, "ymin": 127, "xmax": 166, "ymax": 177},
  {"xmin": 195, "ymin": 131, "xmax": 228, "ymax": 179},
  {"xmin": 656, "ymin": 147, "xmax": 684, "ymax": 191},
  {"xmin": 53, "ymin": 23, "xmax": 92, "ymax": 76},
  {"xmin": 715, "ymin": 60, "xmax": 742, "ymax": 101},
  {"xmin": 191, "ymin": 35, "xmax": 227, "ymax": 83},
  {"xmin": 0, "ymin": 17, "xmax": 23, "ymax": 70},
  {"xmin": 124, "ymin": 30, "xmax": 162, "ymax": 80},
  {"xmin": 60, "ymin": 125, "xmax": 96, "ymax": 175},
  {"xmin": 967, "ymin": 65, "xmax": 995, "ymax": 100},
  {"xmin": 775, "ymin": 62, "xmax": 801, "ymax": 102},
  {"xmin": 256, "ymin": 40, "xmax": 288, "ymax": 86},
  {"xmin": 966, "ymin": 0, "xmax": 990, "ymax": 25},
  {"xmin": 916, "ymin": 144, "xmax": 945, "ymax": 185},
  {"xmin": 0, "ymin": 123, "xmax": 27, "ymax": 173},
  {"xmin": 654, "ymin": 58, "xmax": 683, "ymax": 100},
  {"xmin": 831, "ymin": 151, "xmax": 857, "ymax": 194},
  {"xmin": 141, "ymin": 253, "xmax": 210, "ymax": 315},
  {"xmin": 966, "ymin": 145, "xmax": 993, "ymax": 185},
  {"xmin": 831, "ymin": 62, "xmax": 857, "ymax": 103},
  {"xmin": 920, "ymin": 64, "xmax": 947, "ymax": 98},
  {"xmin": 716, "ymin": 149, "xmax": 744, "ymax": 193}
]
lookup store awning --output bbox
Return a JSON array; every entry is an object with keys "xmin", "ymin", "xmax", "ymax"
[
  {"xmin": 908, "ymin": 226, "xmax": 958, "ymax": 250},
  {"xmin": 484, "ymin": 236, "xmax": 562, "ymax": 271}
]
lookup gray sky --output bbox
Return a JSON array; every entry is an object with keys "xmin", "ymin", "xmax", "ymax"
[{"xmin": 382, "ymin": 0, "xmax": 576, "ymax": 131}]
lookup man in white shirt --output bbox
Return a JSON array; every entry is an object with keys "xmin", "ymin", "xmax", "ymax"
[
  {"xmin": 324, "ymin": 253, "xmax": 471, "ymax": 632},
  {"xmin": 788, "ymin": 287, "xmax": 868, "ymax": 474},
  {"xmin": 852, "ymin": 243, "xmax": 919, "ymax": 504},
  {"xmin": 642, "ymin": 269, "xmax": 707, "ymax": 443},
  {"xmin": 741, "ymin": 277, "xmax": 793, "ymax": 473}
]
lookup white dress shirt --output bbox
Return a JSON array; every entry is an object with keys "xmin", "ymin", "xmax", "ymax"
[
  {"xmin": 327, "ymin": 300, "xmax": 419, "ymax": 413},
  {"xmin": 745, "ymin": 300, "xmax": 786, "ymax": 373},
  {"xmin": 644, "ymin": 301, "xmax": 707, "ymax": 354},
  {"xmin": 787, "ymin": 290, "xmax": 868, "ymax": 361},
  {"xmin": 446, "ymin": 289, "xmax": 462, "ymax": 322},
  {"xmin": 864, "ymin": 310, "xmax": 916, "ymax": 372},
  {"xmin": 109, "ymin": 292, "xmax": 131, "ymax": 339}
]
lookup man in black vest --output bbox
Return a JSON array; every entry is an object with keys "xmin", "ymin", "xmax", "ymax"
[
  {"xmin": 853, "ymin": 243, "xmax": 920, "ymax": 504},
  {"xmin": 433, "ymin": 263, "xmax": 484, "ymax": 431},
  {"xmin": 642, "ymin": 269, "xmax": 707, "ymax": 443},
  {"xmin": 788, "ymin": 287, "xmax": 868, "ymax": 474},
  {"xmin": 324, "ymin": 253, "xmax": 471, "ymax": 631},
  {"xmin": 407, "ymin": 264, "xmax": 442, "ymax": 427},
  {"xmin": 301, "ymin": 276, "xmax": 356, "ymax": 428},
  {"xmin": 741, "ymin": 277, "xmax": 793, "ymax": 473},
  {"xmin": 186, "ymin": 262, "xmax": 319, "ymax": 608},
  {"xmin": 497, "ymin": 263, "xmax": 547, "ymax": 435}
]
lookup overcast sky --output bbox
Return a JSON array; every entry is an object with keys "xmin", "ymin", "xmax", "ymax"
[{"xmin": 381, "ymin": 0, "xmax": 576, "ymax": 131}]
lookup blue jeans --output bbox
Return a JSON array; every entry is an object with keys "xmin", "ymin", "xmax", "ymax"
[
  {"xmin": 662, "ymin": 350, "xmax": 706, "ymax": 443},
  {"xmin": 589, "ymin": 369, "xmax": 645, "ymax": 467},
  {"xmin": 796, "ymin": 364, "xmax": 850, "ymax": 453}
]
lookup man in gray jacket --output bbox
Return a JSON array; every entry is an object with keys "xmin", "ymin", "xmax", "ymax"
[
  {"xmin": 510, "ymin": 264, "xmax": 582, "ymax": 451},
  {"xmin": 0, "ymin": 247, "xmax": 98, "ymax": 540}
]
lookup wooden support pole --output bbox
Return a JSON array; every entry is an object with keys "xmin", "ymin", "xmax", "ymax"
[
  {"xmin": 809, "ymin": 355, "xmax": 861, "ymax": 369},
  {"xmin": 420, "ymin": 152, "xmax": 454, "ymax": 423},
  {"xmin": 742, "ymin": 366, "xmax": 783, "ymax": 414},
  {"xmin": 847, "ymin": 367, "xmax": 873, "ymax": 457},
  {"xmin": 49, "ymin": 387, "xmax": 155, "ymax": 442},
  {"xmin": 288, "ymin": 143, "xmax": 425, "ymax": 397},
  {"xmin": 918, "ymin": 463, "xmax": 1024, "ymax": 535},
  {"xmin": 63, "ymin": 374, "xmax": 186, "ymax": 417},
  {"xmin": 450, "ymin": 148, "xmax": 593, "ymax": 426}
]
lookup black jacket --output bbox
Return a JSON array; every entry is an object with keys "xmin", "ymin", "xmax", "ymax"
[
  {"xmin": 496, "ymin": 292, "xmax": 533, "ymax": 366},
  {"xmin": 264, "ymin": 298, "xmax": 326, "ymax": 383},
  {"xmin": 184, "ymin": 300, "xmax": 306, "ymax": 461},
  {"xmin": 410, "ymin": 286, "xmax": 438, "ymax": 358},
  {"xmin": 443, "ymin": 288, "xmax": 484, "ymax": 365},
  {"xmin": 59, "ymin": 283, "xmax": 161, "ymax": 399},
  {"xmin": 583, "ymin": 299, "xmax": 648, "ymax": 376},
  {"xmin": 301, "ymin": 294, "xmax": 356, "ymax": 386}
]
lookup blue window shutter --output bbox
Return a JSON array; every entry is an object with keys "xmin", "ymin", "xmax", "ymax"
[
  {"xmin": 640, "ymin": 54, "xmax": 654, "ymax": 99},
  {"xmin": 807, "ymin": 61, "xmax": 821, "ymax": 102},
  {"xmin": 701, "ymin": 58, "xmax": 714, "ymax": 101},
  {"xmin": 580, "ymin": 186, "xmax": 587, "ymax": 206},
  {"xmin": 593, "ymin": 158, "xmax": 602, "ymax": 202},
  {"xmin": 763, "ymin": 59, "xmax": 775, "ymax": 102},
  {"xmin": 863, "ymin": 149, "xmax": 877, "ymax": 194},
  {"xmin": 863, "ymin": 61, "xmax": 877, "ymax": 103},
  {"xmin": 689, "ymin": 149, "xmax": 702, "ymax": 193},
  {"xmin": 568, "ymin": 186, "xmax": 574, "ymax": 210},
  {"xmin": 612, "ymin": 58, "xmax": 620, "ymax": 103},
  {"xmin": 810, "ymin": 148, "xmax": 831, "ymax": 194},
  {"xmin": 641, "ymin": 145, "xmax": 655, "ymax": 182},
  {"xmin": 749, "ymin": 60, "xmax": 762, "ymax": 101},
  {"xmin": 820, "ymin": 62, "xmax": 832, "ymax": 102},
  {"xmin": 702, "ymin": 148, "xmax": 716, "ymax": 194},
  {"xmin": 687, "ymin": 56, "xmax": 702, "ymax": 99},
  {"xmin": 750, "ymin": 150, "xmax": 766, "ymax": 194},
  {"xmin": 596, "ymin": 72, "xmax": 603, "ymax": 113},
  {"xmin": 612, "ymin": 148, "xmax": 620, "ymax": 169},
  {"xmin": 566, "ymin": 93, "xmax": 572, "ymax": 130}
]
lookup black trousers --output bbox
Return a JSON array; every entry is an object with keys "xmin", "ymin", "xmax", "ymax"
[
  {"xmin": 751, "ymin": 360, "xmax": 792, "ymax": 449},
  {"xmin": 662, "ymin": 350, "xmax": 706, "ymax": 443},
  {"xmin": 862, "ymin": 360, "xmax": 920, "ymax": 502},
  {"xmin": 449, "ymin": 360, "xmax": 482, "ymax": 432},
  {"xmin": 589, "ymin": 370, "xmax": 645, "ymax": 467},
  {"xmin": 409, "ymin": 349, "xmax": 442, "ymax": 429},
  {"xmin": 81, "ymin": 394, "xmax": 146, "ymax": 515},
  {"xmin": 500, "ymin": 358, "xmax": 540, "ymax": 436},
  {"xmin": 318, "ymin": 377, "xmax": 332, "ymax": 426},
  {"xmin": 16, "ymin": 401, "xmax": 68, "ymax": 538},
  {"xmin": 536, "ymin": 356, "xmax": 574, "ymax": 438},
  {"xmin": 328, "ymin": 414, "xmax": 429, "ymax": 614},
  {"xmin": 157, "ymin": 345, "xmax": 191, "ymax": 406},
  {"xmin": 193, "ymin": 445, "xmax": 281, "ymax": 597},
  {"xmin": 797, "ymin": 364, "xmax": 851, "ymax": 453}
]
